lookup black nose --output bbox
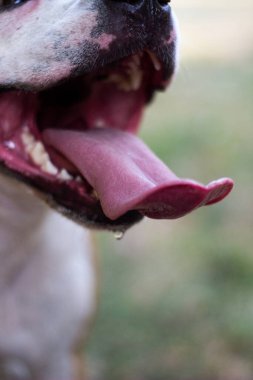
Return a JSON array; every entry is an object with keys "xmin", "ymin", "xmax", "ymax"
[
  {"xmin": 108, "ymin": 0, "xmax": 172, "ymax": 18},
  {"xmin": 114, "ymin": 0, "xmax": 170, "ymax": 6},
  {"xmin": 102, "ymin": 0, "xmax": 174, "ymax": 48}
]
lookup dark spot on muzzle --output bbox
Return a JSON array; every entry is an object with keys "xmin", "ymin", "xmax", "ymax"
[{"xmin": 92, "ymin": 0, "xmax": 173, "ymax": 43}]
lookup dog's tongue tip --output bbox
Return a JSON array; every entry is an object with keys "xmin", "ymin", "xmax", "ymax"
[
  {"xmin": 43, "ymin": 128, "xmax": 233, "ymax": 220},
  {"xmin": 134, "ymin": 177, "xmax": 234, "ymax": 220},
  {"xmin": 205, "ymin": 177, "xmax": 234, "ymax": 205}
]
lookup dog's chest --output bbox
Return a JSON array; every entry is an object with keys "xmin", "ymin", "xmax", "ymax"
[{"xmin": 0, "ymin": 175, "xmax": 96, "ymax": 362}]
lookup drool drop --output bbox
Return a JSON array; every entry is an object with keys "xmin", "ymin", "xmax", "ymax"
[{"xmin": 114, "ymin": 231, "xmax": 124, "ymax": 241}]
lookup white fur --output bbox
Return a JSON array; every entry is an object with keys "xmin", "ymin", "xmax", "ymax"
[{"xmin": 0, "ymin": 175, "xmax": 97, "ymax": 379}]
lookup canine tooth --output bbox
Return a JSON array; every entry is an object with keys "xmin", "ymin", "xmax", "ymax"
[
  {"xmin": 130, "ymin": 69, "xmax": 143, "ymax": 91},
  {"xmin": 108, "ymin": 74, "xmax": 132, "ymax": 92},
  {"xmin": 108, "ymin": 67, "xmax": 142, "ymax": 92},
  {"xmin": 91, "ymin": 189, "xmax": 99, "ymax": 200},
  {"xmin": 147, "ymin": 50, "xmax": 162, "ymax": 71},
  {"xmin": 58, "ymin": 169, "xmax": 73, "ymax": 181}
]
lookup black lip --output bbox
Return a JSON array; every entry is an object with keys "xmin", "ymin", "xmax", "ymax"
[
  {"xmin": 70, "ymin": 43, "xmax": 176, "ymax": 88},
  {"xmin": 0, "ymin": 163, "xmax": 144, "ymax": 232}
]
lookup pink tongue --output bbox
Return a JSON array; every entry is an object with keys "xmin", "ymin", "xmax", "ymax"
[{"xmin": 43, "ymin": 128, "xmax": 233, "ymax": 220}]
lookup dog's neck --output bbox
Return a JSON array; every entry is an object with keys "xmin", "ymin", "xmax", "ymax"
[{"xmin": 0, "ymin": 175, "xmax": 47, "ymax": 284}]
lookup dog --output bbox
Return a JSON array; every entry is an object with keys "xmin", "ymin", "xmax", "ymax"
[{"xmin": 0, "ymin": 1, "xmax": 233, "ymax": 379}]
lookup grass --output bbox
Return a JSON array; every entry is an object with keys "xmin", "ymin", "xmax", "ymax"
[{"xmin": 86, "ymin": 3, "xmax": 253, "ymax": 380}]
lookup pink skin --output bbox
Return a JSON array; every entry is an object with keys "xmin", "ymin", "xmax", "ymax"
[
  {"xmin": 0, "ymin": 0, "xmax": 40, "ymax": 33},
  {"xmin": 167, "ymin": 29, "xmax": 177, "ymax": 45},
  {"xmin": 95, "ymin": 33, "xmax": 117, "ymax": 50},
  {"xmin": 0, "ymin": 2, "xmax": 114, "ymax": 89}
]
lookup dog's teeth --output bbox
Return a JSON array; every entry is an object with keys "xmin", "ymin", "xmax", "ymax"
[
  {"xmin": 21, "ymin": 128, "xmax": 81, "ymax": 182},
  {"xmin": 130, "ymin": 69, "xmax": 143, "ymax": 91},
  {"xmin": 91, "ymin": 189, "xmax": 99, "ymax": 200},
  {"xmin": 31, "ymin": 142, "xmax": 59, "ymax": 175},
  {"xmin": 107, "ymin": 64, "xmax": 143, "ymax": 92},
  {"xmin": 125, "ymin": 56, "xmax": 143, "ymax": 90},
  {"xmin": 125, "ymin": 69, "xmax": 142, "ymax": 90},
  {"xmin": 21, "ymin": 127, "xmax": 36, "ymax": 149},
  {"xmin": 107, "ymin": 74, "xmax": 130, "ymax": 91},
  {"xmin": 147, "ymin": 50, "xmax": 162, "ymax": 71},
  {"xmin": 58, "ymin": 169, "xmax": 73, "ymax": 181},
  {"xmin": 21, "ymin": 128, "xmax": 58, "ymax": 176},
  {"xmin": 30, "ymin": 142, "xmax": 49, "ymax": 164},
  {"xmin": 41, "ymin": 160, "xmax": 59, "ymax": 176}
]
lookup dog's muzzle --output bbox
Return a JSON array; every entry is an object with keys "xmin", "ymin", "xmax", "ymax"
[{"xmin": 0, "ymin": 0, "xmax": 233, "ymax": 232}]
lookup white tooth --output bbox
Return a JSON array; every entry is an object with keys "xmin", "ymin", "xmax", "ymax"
[
  {"xmin": 21, "ymin": 128, "xmax": 36, "ymax": 152},
  {"xmin": 107, "ymin": 60, "xmax": 143, "ymax": 92},
  {"xmin": 41, "ymin": 161, "xmax": 59, "ymax": 176},
  {"xmin": 91, "ymin": 189, "xmax": 99, "ymax": 200},
  {"xmin": 120, "ymin": 71, "xmax": 142, "ymax": 92},
  {"xmin": 31, "ymin": 142, "xmax": 59, "ymax": 175},
  {"xmin": 21, "ymin": 128, "xmax": 59, "ymax": 176},
  {"xmin": 30, "ymin": 142, "xmax": 49, "ymax": 165},
  {"xmin": 130, "ymin": 69, "xmax": 143, "ymax": 91},
  {"xmin": 21, "ymin": 128, "xmax": 77, "ymax": 180},
  {"xmin": 58, "ymin": 169, "xmax": 73, "ymax": 181},
  {"xmin": 108, "ymin": 74, "xmax": 132, "ymax": 91},
  {"xmin": 147, "ymin": 50, "xmax": 162, "ymax": 71}
]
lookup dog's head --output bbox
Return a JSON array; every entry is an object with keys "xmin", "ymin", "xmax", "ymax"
[{"xmin": 0, "ymin": 0, "xmax": 233, "ymax": 232}]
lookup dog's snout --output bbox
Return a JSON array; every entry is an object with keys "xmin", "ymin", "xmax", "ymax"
[
  {"xmin": 107, "ymin": 0, "xmax": 172, "ymax": 20},
  {"xmin": 110, "ymin": 0, "xmax": 170, "ymax": 7}
]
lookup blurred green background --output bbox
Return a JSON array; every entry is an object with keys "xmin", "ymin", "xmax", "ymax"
[{"xmin": 87, "ymin": 1, "xmax": 253, "ymax": 379}]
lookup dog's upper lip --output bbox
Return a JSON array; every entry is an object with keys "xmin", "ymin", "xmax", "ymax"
[{"xmin": 0, "ymin": 46, "xmax": 172, "ymax": 93}]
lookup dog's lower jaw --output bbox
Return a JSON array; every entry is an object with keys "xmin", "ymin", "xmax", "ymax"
[{"xmin": 0, "ymin": 175, "xmax": 97, "ymax": 380}]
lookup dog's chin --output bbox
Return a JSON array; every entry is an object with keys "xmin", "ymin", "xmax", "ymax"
[{"xmin": 0, "ymin": 51, "xmax": 170, "ymax": 232}]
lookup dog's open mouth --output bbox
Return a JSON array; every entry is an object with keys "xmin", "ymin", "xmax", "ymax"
[{"xmin": 0, "ymin": 50, "xmax": 233, "ymax": 230}]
